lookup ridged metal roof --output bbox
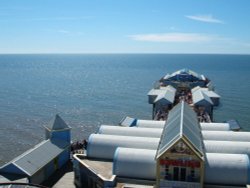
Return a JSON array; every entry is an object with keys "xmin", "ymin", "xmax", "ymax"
[
  {"xmin": 154, "ymin": 91, "xmax": 175, "ymax": 104},
  {"xmin": 192, "ymin": 90, "xmax": 213, "ymax": 105},
  {"xmin": 1, "ymin": 139, "xmax": 69, "ymax": 176},
  {"xmin": 156, "ymin": 101, "xmax": 204, "ymax": 158}
]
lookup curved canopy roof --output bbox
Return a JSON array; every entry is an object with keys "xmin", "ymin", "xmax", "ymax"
[{"xmin": 163, "ymin": 69, "xmax": 205, "ymax": 81}]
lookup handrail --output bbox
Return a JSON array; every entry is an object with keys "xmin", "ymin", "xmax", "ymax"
[{"xmin": 0, "ymin": 182, "xmax": 49, "ymax": 188}]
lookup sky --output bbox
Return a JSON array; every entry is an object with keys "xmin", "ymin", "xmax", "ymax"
[{"xmin": 0, "ymin": 0, "xmax": 250, "ymax": 54}]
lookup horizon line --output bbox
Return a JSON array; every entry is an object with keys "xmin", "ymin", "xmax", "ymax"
[{"xmin": 0, "ymin": 52, "xmax": 250, "ymax": 55}]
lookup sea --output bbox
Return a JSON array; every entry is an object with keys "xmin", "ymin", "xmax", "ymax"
[{"xmin": 0, "ymin": 54, "xmax": 250, "ymax": 166}]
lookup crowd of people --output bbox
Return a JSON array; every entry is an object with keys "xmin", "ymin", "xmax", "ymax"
[
  {"xmin": 154, "ymin": 109, "xmax": 168, "ymax": 120},
  {"xmin": 176, "ymin": 90, "xmax": 193, "ymax": 104},
  {"xmin": 154, "ymin": 88, "xmax": 212, "ymax": 123},
  {"xmin": 71, "ymin": 139, "xmax": 88, "ymax": 154},
  {"xmin": 197, "ymin": 110, "xmax": 211, "ymax": 123}
]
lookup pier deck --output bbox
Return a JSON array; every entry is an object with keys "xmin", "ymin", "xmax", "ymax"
[{"xmin": 42, "ymin": 161, "xmax": 75, "ymax": 188}]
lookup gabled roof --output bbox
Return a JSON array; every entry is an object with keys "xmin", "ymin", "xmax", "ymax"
[
  {"xmin": 160, "ymin": 85, "xmax": 176, "ymax": 92},
  {"xmin": 154, "ymin": 92, "xmax": 174, "ymax": 104},
  {"xmin": 148, "ymin": 85, "xmax": 176, "ymax": 97},
  {"xmin": 192, "ymin": 90, "xmax": 213, "ymax": 106},
  {"xmin": 45, "ymin": 114, "xmax": 71, "ymax": 131},
  {"xmin": 0, "ymin": 139, "xmax": 69, "ymax": 176},
  {"xmin": 192, "ymin": 86, "xmax": 220, "ymax": 99},
  {"xmin": 203, "ymin": 90, "xmax": 220, "ymax": 98},
  {"xmin": 191, "ymin": 86, "xmax": 206, "ymax": 93},
  {"xmin": 147, "ymin": 89, "xmax": 164, "ymax": 96},
  {"xmin": 154, "ymin": 90, "xmax": 176, "ymax": 105},
  {"xmin": 156, "ymin": 101, "xmax": 204, "ymax": 159},
  {"xmin": 0, "ymin": 174, "xmax": 27, "ymax": 183}
]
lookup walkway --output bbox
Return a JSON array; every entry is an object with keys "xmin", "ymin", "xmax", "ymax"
[{"xmin": 42, "ymin": 161, "xmax": 75, "ymax": 188}]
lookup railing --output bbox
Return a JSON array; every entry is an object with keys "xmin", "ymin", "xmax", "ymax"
[{"xmin": 0, "ymin": 182, "xmax": 49, "ymax": 188}]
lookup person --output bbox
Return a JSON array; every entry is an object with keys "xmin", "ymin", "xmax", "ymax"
[{"xmin": 83, "ymin": 139, "xmax": 88, "ymax": 150}]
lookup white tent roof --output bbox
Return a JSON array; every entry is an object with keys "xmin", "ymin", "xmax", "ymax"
[{"xmin": 163, "ymin": 69, "xmax": 204, "ymax": 81}]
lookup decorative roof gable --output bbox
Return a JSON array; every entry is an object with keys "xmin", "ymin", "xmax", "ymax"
[{"xmin": 156, "ymin": 101, "xmax": 204, "ymax": 159}]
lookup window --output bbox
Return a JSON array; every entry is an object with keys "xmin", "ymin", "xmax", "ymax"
[{"xmin": 165, "ymin": 165, "xmax": 170, "ymax": 179}]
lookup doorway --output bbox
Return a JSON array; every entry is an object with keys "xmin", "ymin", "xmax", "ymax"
[{"xmin": 173, "ymin": 167, "xmax": 186, "ymax": 181}]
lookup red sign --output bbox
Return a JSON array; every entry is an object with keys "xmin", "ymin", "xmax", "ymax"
[{"xmin": 160, "ymin": 159, "xmax": 200, "ymax": 168}]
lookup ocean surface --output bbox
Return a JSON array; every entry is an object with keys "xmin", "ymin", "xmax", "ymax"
[{"xmin": 0, "ymin": 54, "xmax": 250, "ymax": 166}]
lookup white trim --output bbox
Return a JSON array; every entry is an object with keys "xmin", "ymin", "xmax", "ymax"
[{"xmin": 180, "ymin": 101, "xmax": 184, "ymax": 136}]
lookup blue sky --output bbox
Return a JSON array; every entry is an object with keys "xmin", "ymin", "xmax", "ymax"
[{"xmin": 0, "ymin": 0, "xmax": 250, "ymax": 54}]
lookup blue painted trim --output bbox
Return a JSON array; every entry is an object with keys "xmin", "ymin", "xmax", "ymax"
[
  {"xmin": 130, "ymin": 118, "xmax": 137, "ymax": 127},
  {"xmin": 0, "ymin": 163, "xmax": 26, "ymax": 175},
  {"xmin": 112, "ymin": 147, "xmax": 120, "ymax": 174}
]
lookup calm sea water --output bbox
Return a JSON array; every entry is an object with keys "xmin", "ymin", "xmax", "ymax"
[{"xmin": 0, "ymin": 54, "xmax": 250, "ymax": 165}]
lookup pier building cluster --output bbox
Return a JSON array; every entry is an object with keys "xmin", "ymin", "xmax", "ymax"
[
  {"xmin": 1, "ymin": 69, "xmax": 249, "ymax": 188},
  {"xmin": 73, "ymin": 69, "xmax": 250, "ymax": 188}
]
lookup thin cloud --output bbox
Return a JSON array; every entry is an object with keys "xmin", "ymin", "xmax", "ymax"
[
  {"xmin": 0, "ymin": 16, "xmax": 93, "ymax": 22},
  {"xmin": 28, "ymin": 16, "xmax": 93, "ymax": 22},
  {"xmin": 58, "ymin": 30, "xmax": 70, "ymax": 34},
  {"xmin": 186, "ymin": 15, "xmax": 224, "ymax": 24},
  {"xmin": 43, "ymin": 29, "xmax": 84, "ymax": 36},
  {"xmin": 58, "ymin": 30, "xmax": 84, "ymax": 35},
  {"xmin": 128, "ymin": 33, "xmax": 218, "ymax": 43}
]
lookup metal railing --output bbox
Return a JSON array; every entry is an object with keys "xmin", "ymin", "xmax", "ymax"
[{"xmin": 0, "ymin": 182, "xmax": 49, "ymax": 188}]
